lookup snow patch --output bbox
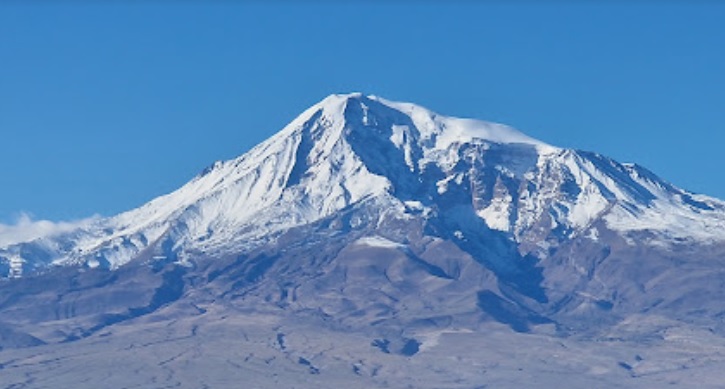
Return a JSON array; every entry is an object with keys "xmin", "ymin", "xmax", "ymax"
[
  {"xmin": 477, "ymin": 195, "xmax": 513, "ymax": 232},
  {"xmin": 586, "ymin": 227, "xmax": 599, "ymax": 241},
  {"xmin": 354, "ymin": 236, "xmax": 405, "ymax": 249}
]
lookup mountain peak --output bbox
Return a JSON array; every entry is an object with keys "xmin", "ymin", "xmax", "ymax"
[{"xmin": 305, "ymin": 93, "xmax": 558, "ymax": 155}]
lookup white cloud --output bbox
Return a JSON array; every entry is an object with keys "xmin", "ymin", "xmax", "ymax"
[{"xmin": 0, "ymin": 213, "xmax": 99, "ymax": 247}]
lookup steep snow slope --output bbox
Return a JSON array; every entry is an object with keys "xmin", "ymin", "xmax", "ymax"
[{"xmin": 1, "ymin": 93, "xmax": 725, "ymax": 276}]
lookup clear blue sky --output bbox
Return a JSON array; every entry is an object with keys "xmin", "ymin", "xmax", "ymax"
[{"xmin": 1, "ymin": 3, "xmax": 724, "ymax": 222}]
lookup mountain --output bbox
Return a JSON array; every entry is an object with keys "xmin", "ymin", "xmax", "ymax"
[
  {"xmin": 4, "ymin": 93, "xmax": 724, "ymax": 272},
  {"xmin": 2, "ymin": 93, "xmax": 725, "ymax": 388}
]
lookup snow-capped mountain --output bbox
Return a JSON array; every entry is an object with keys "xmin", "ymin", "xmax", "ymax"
[
  {"xmin": 4, "ymin": 94, "xmax": 725, "ymax": 388},
  {"xmin": 2, "ymin": 93, "xmax": 724, "ymax": 277}
]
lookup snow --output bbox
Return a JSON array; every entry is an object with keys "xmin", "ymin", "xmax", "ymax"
[
  {"xmin": 3, "ymin": 92, "xmax": 725, "ymax": 275},
  {"xmin": 389, "ymin": 125, "xmax": 415, "ymax": 170},
  {"xmin": 435, "ymin": 174, "xmax": 457, "ymax": 195},
  {"xmin": 370, "ymin": 95, "xmax": 559, "ymax": 155},
  {"xmin": 477, "ymin": 194, "xmax": 513, "ymax": 232},
  {"xmin": 354, "ymin": 236, "xmax": 405, "ymax": 249},
  {"xmin": 586, "ymin": 227, "xmax": 600, "ymax": 241},
  {"xmin": 8, "ymin": 254, "xmax": 23, "ymax": 278},
  {"xmin": 605, "ymin": 197, "xmax": 725, "ymax": 243}
]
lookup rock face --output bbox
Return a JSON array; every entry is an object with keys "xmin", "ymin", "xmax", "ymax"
[{"xmin": 2, "ymin": 94, "xmax": 725, "ymax": 388}]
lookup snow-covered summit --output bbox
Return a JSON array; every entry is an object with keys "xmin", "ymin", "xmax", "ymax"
[
  {"xmin": 1, "ymin": 93, "xmax": 725, "ymax": 276},
  {"xmin": 304, "ymin": 93, "xmax": 557, "ymax": 152}
]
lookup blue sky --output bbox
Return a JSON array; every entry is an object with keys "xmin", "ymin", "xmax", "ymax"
[{"xmin": 1, "ymin": 3, "xmax": 724, "ymax": 222}]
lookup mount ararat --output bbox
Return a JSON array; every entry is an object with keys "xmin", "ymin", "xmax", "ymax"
[{"xmin": 2, "ymin": 93, "xmax": 725, "ymax": 388}]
